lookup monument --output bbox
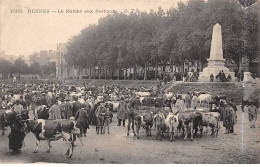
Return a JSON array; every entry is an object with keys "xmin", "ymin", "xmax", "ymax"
[{"xmin": 198, "ymin": 23, "xmax": 235, "ymax": 82}]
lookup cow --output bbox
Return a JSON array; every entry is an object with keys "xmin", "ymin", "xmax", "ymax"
[
  {"xmin": 163, "ymin": 92, "xmax": 174, "ymax": 100},
  {"xmin": 128, "ymin": 109, "xmax": 154, "ymax": 139},
  {"xmin": 25, "ymin": 119, "xmax": 78, "ymax": 158},
  {"xmin": 137, "ymin": 110, "xmax": 153, "ymax": 136},
  {"xmin": 178, "ymin": 111, "xmax": 203, "ymax": 141},
  {"xmin": 153, "ymin": 97, "xmax": 165, "ymax": 108},
  {"xmin": 153, "ymin": 112, "xmax": 166, "ymax": 141},
  {"xmin": 135, "ymin": 92, "xmax": 151, "ymax": 97},
  {"xmin": 198, "ymin": 94, "xmax": 212, "ymax": 107},
  {"xmin": 165, "ymin": 112, "xmax": 179, "ymax": 141},
  {"xmin": 105, "ymin": 101, "xmax": 120, "ymax": 112},
  {"xmin": 142, "ymin": 97, "xmax": 153, "ymax": 107},
  {"xmin": 197, "ymin": 109, "xmax": 220, "ymax": 137}
]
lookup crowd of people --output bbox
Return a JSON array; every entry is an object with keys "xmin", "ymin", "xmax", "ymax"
[{"xmin": 0, "ymin": 81, "xmax": 258, "ymax": 152}]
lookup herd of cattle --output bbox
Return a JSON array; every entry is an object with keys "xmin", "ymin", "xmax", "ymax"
[{"xmin": 0, "ymin": 82, "xmax": 237, "ymax": 158}]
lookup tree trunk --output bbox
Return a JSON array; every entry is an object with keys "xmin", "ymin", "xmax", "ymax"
[
  {"xmin": 187, "ymin": 61, "xmax": 189, "ymax": 72},
  {"xmin": 183, "ymin": 61, "xmax": 185, "ymax": 73},
  {"xmin": 93, "ymin": 67, "xmax": 96, "ymax": 79},
  {"xmin": 78, "ymin": 66, "xmax": 81, "ymax": 79},
  {"xmin": 105, "ymin": 69, "xmax": 107, "ymax": 80},
  {"xmin": 155, "ymin": 62, "xmax": 158, "ymax": 80},
  {"xmin": 89, "ymin": 67, "xmax": 91, "ymax": 79},
  {"xmin": 98, "ymin": 66, "xmax": 101, "ymax": 80},
  {"xmin": 118, "ymin": 68, "xmax": 120, "ymax": 80},
  {"xmin": 144, "ymin": 62, "xmax": 147, "ymax": 80},
  {"xmin": 133, "ymin": 66, "xmax": 135, "ymax": 80},
  {"xmin": 199, "ymin": 59, "xmax": 202, "ymax": 72},
  {"xmin": 124, "ymin": 68, "xmax": 127, "ymax": 80}
]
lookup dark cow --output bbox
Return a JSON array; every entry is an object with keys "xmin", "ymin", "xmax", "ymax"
[
  {"xmin": 153, "ymin": 112, "xmax": 166, "ymax": 141},
  {"xmin": 127, "ymin": 109, "xmax": 153, "ymax": 139},
  {"xmin": 178, "ymin": 111, "xmax": 203, "ymax": 141},
  {"xmin": 25, "ymin": 119, "xmax": 77, "ymax": 158},
  {"xmin": 142, "ymin": 97, "xmax": 153, "ymax": 107},
  {"xmin": 153, "ymin": 97, "xmax": 165, "ymax": 108},
  {"xmin": 135, "ymin": 110, "xmax": 154, "ymax": 138},
  {"xmin": 198, "ymin": 110, "xmax": 220, "ymax": 137}
]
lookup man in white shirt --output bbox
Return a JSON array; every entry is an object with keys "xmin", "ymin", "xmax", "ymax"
[{"xmin": 12, "ymin": 100, "xmax": 23, "ymax": 115}]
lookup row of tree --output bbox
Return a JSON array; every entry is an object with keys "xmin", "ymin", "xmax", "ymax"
[
  {"xmin": 0, "ymin": 59, "xmax": 55, "ymax": 79},
  {"xmin": 65, "ymin": 0, "xmax": 259, "ymax": 80}
]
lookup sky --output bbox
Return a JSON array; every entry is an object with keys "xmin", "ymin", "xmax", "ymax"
[{"xmin": 0, "ymin": 0, "xmax": 187, "ymax": 57}]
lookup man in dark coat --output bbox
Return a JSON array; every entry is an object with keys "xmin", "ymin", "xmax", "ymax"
[
  {"xmin": 117, "ymin": 98, "xmax": 128, "ymax": 126},
  {"xmin": 19, "ymin": 96, "xmax": 27, "ymax": 109},
  {"xmin": 130, "ymin": 96, "xmax": 141, "ymax": 110},
  {"xmin": 75, "ymin": 105, "xmax": 89, "ymax": 137},
  {"xmin": 210, "ymin": 74, "xmax": 214, "ymax": 82},
  {"xmin": 72, "ymin": 98, "xmax": 82, "ymax": 117},
  {"xmin": 41, "ymin": 94, "xmax": 48, "ymax": 106},
  {"xmin": 36, "ymin": 97, "xmax": 42, "ymax": 106},
  {"xmin": 223, "ymin": 103, "xmax": 237, "ymax": 133},
  {"xmin": 64, "ymin": 100, "xmax": 73, "ymax": 119},
  {"xmin": 7, "ymin": 113, "xmax": 26, "ymax": 152},
  {"xmin": 95, "ymin": 102, "xmax": 107, "ymax": 134}
]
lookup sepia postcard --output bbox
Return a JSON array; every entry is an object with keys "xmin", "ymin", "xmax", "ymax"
[{"xmin": 0, "ymin": 0, "xmax": 259, "ymax": 165}]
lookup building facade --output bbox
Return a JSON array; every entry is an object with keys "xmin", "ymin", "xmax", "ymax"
[{"xmin": 55, "ymin": 43, "xmax": 79, "ymax": 80}]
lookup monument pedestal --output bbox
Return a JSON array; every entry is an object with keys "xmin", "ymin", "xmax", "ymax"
[
  {"xmin": 198, "ymin": 59, "xmax": 235, "ymax": 82},
  {"xmin": 243, "ymin": 72, "xmax": 254, "ymax": 83},
  {"xmin": 198, "ymin": 23, "xmax": 235, "ymax": 82}
]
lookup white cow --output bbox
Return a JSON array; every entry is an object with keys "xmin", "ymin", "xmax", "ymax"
[
  {"xmin": 198, "ymin": 94, "xmax": 212, "ymax": 107},
  {"xmin": 165, "ymin": 112, "xmax": 180, "ymax": 141},
  {"xmin": 163, "ymin": 92, "xmax": 174, "ymax": 100},
  {"xmin": 14, "ymin": 94, "xmax": 21, "ymax": 101},
  {"xmin": 105, "ymin": 101, "xmax": 120, "ymax": 112},
  {"xmin": 135, "ymin": 92, "xmax": 151, "ymax": 97}
]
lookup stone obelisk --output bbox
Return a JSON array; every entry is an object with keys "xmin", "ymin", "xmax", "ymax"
[{"xmin": 198, "ymin": 23, "xmax": 235, "ymax": 82}]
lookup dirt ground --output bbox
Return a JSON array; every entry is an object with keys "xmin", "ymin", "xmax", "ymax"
[{"xmin": 0, "ymin": 105, "xmax": 259, "ymax": 164}]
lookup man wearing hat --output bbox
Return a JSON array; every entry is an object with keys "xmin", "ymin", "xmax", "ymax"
[
  {"xmin": 248, "ymin": 101, "xmax": 258, "ymax": 128},
  {"xmin": 131, "ymin": 96, "xmax": 142, "ymax": 110},
  {"xmin": 12, "ymin": 100, "xmax": 23, "ymax": 115},
  {"xmin": 95, "ymin": 101, "xmax": 107, "ymax": 134},
  {"xmin": 65, "ymin": 92, "xmax": 73, "ymax": 102},
  {"xmin": 184, "ymin": 92, "xmax": 191, "ymax": 110},
  {"xmin": 48, "ymin": 99, "xmax": 62, "ymax": 120},
  {"xmin": 175, "ymin": 95, "xmax": 185, "ymax": 113},
  {"xmin": 72, "ymin": 97, "xmax": 82, "ymax": 117},
  {"xmin": 223, "ymin": 103, "xmax": 236, "ymax": 133},
  {"xmin": 191, "ymin": 93, "xmax": 198, "ymax": 110},
  {"xmin": 63, "ymin": 98, "xmax": 73, "ymax": 119},
  {"xmin": 117, "ymin": 97, "xmax": 128, "ymax": 126},
  {"xmin": 75, "ymin": 104, "xmax": 89, "ymax": 137}
]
